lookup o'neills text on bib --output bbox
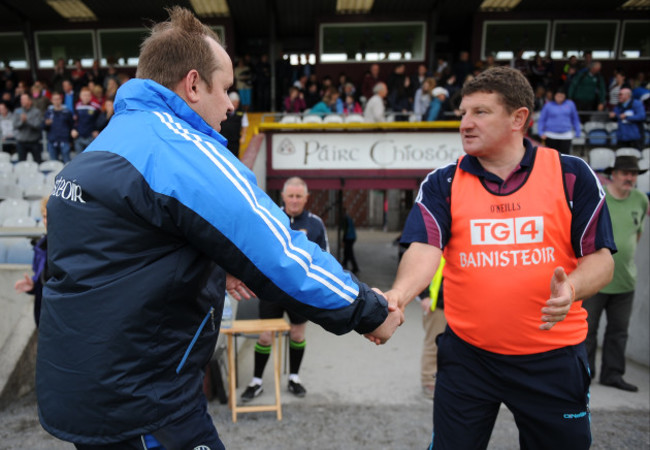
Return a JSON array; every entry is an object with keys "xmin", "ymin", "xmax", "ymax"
[{"xmin": 443, "ymin": 147, "xmax": 586, "ymax": 354}]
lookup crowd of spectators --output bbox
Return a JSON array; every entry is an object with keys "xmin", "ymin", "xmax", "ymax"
[
  {"xmin": 1, "ymin": 58, "xmax": 125, "ymax": 163},
  {"xmin": 2, "ymin": 51, "xmax": 649, "ymax": 163}
]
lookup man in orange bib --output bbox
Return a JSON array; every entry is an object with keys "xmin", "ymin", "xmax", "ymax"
[{"xmin": 383, "ymin": 66, "xmax": 616, "ymax": 449}]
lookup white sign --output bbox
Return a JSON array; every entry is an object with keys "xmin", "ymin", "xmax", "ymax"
[{"xmin": 271, "ymin": 132, "xmax": 464, "ymax": 170}]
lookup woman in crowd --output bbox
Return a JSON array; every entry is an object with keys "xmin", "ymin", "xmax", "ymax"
[{"xmin": 537, "ymin": 88, "xmax": 582, "ymax": 155}]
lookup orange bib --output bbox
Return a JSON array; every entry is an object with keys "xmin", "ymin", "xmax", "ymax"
[{"xmin": 443, "ymin": 147, "xmax": 585, "ymax": 354}]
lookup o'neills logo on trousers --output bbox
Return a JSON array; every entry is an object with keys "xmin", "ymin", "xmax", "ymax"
[
  {"xmin": 459, "ymin": 216, "xmax": 555, "ymax": 268},
  {"xmin": 52, "ymin": 178, "xmax": 86, "ymax": 203}
]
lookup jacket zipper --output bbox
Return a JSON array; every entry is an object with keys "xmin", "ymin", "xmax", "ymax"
[{"xmin": 176, "ymin": 306, "xmax": 215, "ymax": 374}]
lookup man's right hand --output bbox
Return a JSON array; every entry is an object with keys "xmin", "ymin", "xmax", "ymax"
[{"xmin": 363, "ymin": 307, "xmax": 404, "ymax": 345}]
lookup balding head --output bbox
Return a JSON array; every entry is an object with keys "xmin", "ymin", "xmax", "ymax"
[{"xmin": 619, "ymin": 88, "xmax": 632, "ymax": 103}]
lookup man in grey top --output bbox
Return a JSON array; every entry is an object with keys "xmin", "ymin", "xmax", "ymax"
[
  {"xmin": 363, "ymin": 82, "xmax": 387, "ymax": 122},
  {"xmin": 12, "ymin": 93, "xmax": 43, "ymax": 163}
]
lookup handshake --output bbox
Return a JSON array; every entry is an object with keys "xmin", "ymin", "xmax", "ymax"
[{"xmin": 364, "ymin": 288, "xmax": 405, "ymax": 345}]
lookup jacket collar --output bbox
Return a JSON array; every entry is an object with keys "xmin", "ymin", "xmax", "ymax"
[{"xmin": 114, "ymin": 78, "xmax": 225, "ymax": 144}]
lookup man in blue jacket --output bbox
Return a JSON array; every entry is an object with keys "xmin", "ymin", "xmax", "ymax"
[
  {"xmin": 37, "ymin": 7, "xmax": 402, "ymax": 450},
  {"xmin": 610, "ymin": 88, "xmax": 646, "ymax": 149}
]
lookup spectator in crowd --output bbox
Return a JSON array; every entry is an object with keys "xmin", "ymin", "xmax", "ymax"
[
  {"xmin": 43, "ymin": 91, "xmax": 74, "ymax": 163},
  {"xmin": 95, "ymin": 96, "xmax": 115, "ymax": 133},
  {"xmin": 453, "ymin": 51, "xmax": 473, "ymax": 88},
  {"xmin": 51, "ymin": 58, "xmax": 68, "ymax": 94},
  {"xmin": 585, "ymin": 156, "xmax": 648, "ymax": 393},
  {"xmin": 220, "ymin": 91, "xmax": 248, "ymax": 158},
  {"xmin": 12, "ymin": 93, "xmax": 43, "ymax": 163},
  {"xmin": 104, "ymin": 77, "xmax": 120, "ymax": 99},
  {"xmin": 363, "ymin": 82, "xmax": 387, "ymax": 123},
  {"xmin": 241, "ymin": 176, "xmax": 330, "ymax": 402},
  {"xmin": 538, "ymin": 88, "xmax": 582, "ymax": 155},
  {"xmin": 1, "ymin": 79, "xmax": 16, "ymax": 107},
  {"xmin": 533, "ymin": 85, "xmax": 547, "ymax": 112},
  {"xmin": 87, "ymin": 60, "xmax": 104, "ymax": 88},
  {"xmin": 386, "ymin": 64, "xmax": 412, "ymax": 120},
  {"xmin": 1, "ymin": 62, "xmax": 18, "ymax": 87},
  {"xmin": 10, "ymin": 80, "xmax": 27, "ymax": 111},
  {"xmin": 411, "ymin": 63, "xmax": 430, "ymax": 93},
  {"xmin": 283, "ymin": 86, "xmax": 306, "ymax": 113},
  {"xmin": 425, "ymin": 87, "xmax": 449, "ymax": 121},
  {"xmin": 70, "ymin": 59, "xmax": 88, "ymax": 96},
  {"xmin": 102, "ymin": 64, "xmax": 119, "ymax": 89},
  {"xmin": 310, "ymin": 86, "xmax": 341, "ymax": 115},
  {"xmin": 510, "ymin": 48, "xmax": 529, "ymax": 76},
  {"xmin": 361, "ymin": 63, "xmax": 382, "ymax": 101},
  {"xmin": 71, "ymin": 86, "xmax": 101, "ymax": 154},
  {"xmin": 610, "ymin": 88, "xmax": 646, "ymax": 149},
  {"xmin": 568, "ymin": 61, "xmax": 607, "ymax": 115},
  {"xmin": 343, "ymin": 94, "xmax": 362, "ymax": 115},
  {"xmin": 91, "ymin": 84, "xmax": 105, "ymax": 108},
  {"xmin": 562, "ymin": 55, "xmax": 579, "ymax": 86},
  {"xmin": 234, "ymin": 57, "xmax": 253, "ymax": 111},
  {"xmin": 608, "ymin": 69, "xmax": 630, "ymax": 110},
  {"xmin": 0, "ymin": 102, "xmax": 16, "ymax": 154},
  {"xmin": 253, "ymin": 53, "xmax": 271, "ymax": 112},
  {"xmin": 341, "ymin": 210, "xmax": 359, "ymax": 274},
  {"xmin": 31, "ymin": 83, "xmax": 50, "ymax": 114},
  {"xmin": 434, "ymin": 57, "xmax": 449, "ymax": 82},
  {"xmin": 419, "ymin": 259, "xmax": 446, "ymax": 399},
  {"xmin": 62, "ymin": 80, "xmax": 75, "ymax": 112},
  {"xmin": 341, "ymin": 82, "xmax": 357, "ymax": 102},
  {"xmin": 14, "ymin": 196, "xmax": 49, "ymax": 327},
  {"xmin": 304, "ymin": 82, "xmax": 321, "ymax": 109}
]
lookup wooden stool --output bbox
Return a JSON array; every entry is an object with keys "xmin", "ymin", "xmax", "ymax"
[{"xmin": 220, "ymin": 318, "xmax": 291, "ymax": 423}]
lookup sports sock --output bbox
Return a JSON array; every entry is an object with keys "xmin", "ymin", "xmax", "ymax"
[
  {"xmin": 289, "ymin": 339, "xmax": 305, "ymax": 375},
  {"xmin": 253, "ymin": 342, "xmax": 271, "ymax": 379}
]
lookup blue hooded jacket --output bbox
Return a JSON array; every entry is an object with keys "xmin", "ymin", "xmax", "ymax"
[{"xmin": 37, "ymin": 79, "xmax": 388, "ymax": 444}]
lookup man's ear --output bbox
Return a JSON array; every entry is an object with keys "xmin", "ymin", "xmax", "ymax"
[
  {"xmin": 176, "ymin": 70, "xmax": 201, "ymax": 104},
  {"xmin": 511, "ymin": 107, "xmax": 529, "ymax": 132}
]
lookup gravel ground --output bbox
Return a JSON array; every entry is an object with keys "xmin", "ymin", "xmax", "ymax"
[{"xmin": 1, "ymin": 392, "xmax": 648, "ymax": 449}]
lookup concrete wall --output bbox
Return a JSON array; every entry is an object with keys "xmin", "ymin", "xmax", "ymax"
[{"xmin": 0, "ymin": 265, "xmax": 38, "ymax": 409}]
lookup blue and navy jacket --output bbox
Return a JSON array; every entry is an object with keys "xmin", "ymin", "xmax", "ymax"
[
  {"xmin": 43, "ymin": 105, "xmax": 73, "ymax": 142},
  {"xmin": 73, "ymin": 101, "xmax": 100, "ymax": 137},
  {"xmin": 37, "ymin": 79, "xmax": 388, "ymax": 444}
]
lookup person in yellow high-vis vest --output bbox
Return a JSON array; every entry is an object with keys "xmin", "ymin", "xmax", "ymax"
[{"xmin": 419, "ymin": 257, "xmax": 447, "ymax": 399}]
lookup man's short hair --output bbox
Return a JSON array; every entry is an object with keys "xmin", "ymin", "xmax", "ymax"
[
  {"xmin": 136, "ymin": 6, "xmax": 222, "ymax": 91},
  {"xmin": 373, "ymin": 82, "xmax": 386, "ymax": 94},
  {"xmin": 461, "ymin": 66, "xmax": 534, "ymax": 124},
  {"xmin": 282, "ymin": 176, "xmax": 308, "ymax": 194}
]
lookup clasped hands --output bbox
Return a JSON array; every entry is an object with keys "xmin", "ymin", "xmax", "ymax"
[{"xmin": 363, "ymin": 288, "xmax": 405, "ymax": 346}]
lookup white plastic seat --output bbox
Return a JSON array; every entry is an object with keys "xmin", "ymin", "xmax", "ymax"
[
  {"xmin": 615, "ymin": 148, "xmax": 642, "ymax": 158},
  {"xmin": 605, "ymin": 122, "xmax": 618, "ymax": 133},
  {"xmin": 584, "ymin": 121, "xmax": 608, "ymax": 134},
  {"xmin": 0, "ymin": 161, "xmax": 13, "ymax": 174},
  {"xmin": 302, "ymin": 115, "xmax": 323, "ymax": 124},
  {"xmin": 636, "ymin": 171, "xmax": 649, "ymax": 194},
  {"xmin": 17, "ymin": 172, "xmax": 45, "ymax": 189},
  {"xmin": 30, "ymin": 199, "xmax": 45, "ymax": 221},
  {"xmin": 344, "ymin": 114, "xmax": 365, "ymax": 123},
  {"xmin": 3, "ymin": 238, "xmax": 34, "ymax": 264},
  {"xmin": 0, "ymin": 198, "xmax": 31, "ymax": 222},
  {"xmin": 323, "ymin": 114, "xmax": 344, "ymax": 124},
  {"xmin": 3, "ymin": 216, "xmax": 37, "ymax": 227},
  {"xmin": 0, "ymin": 184, "xmax": 22, "ymax": 200},
  {"xmin": 0, "ymin": 152, "xmax": 11, "ymax": 163},
  {"xmin": 23, "ymin": 183, "xmax": 51, "ymax": 200},
  {"xmin": 13, "ymin": 160, "xmax": 39, "ymax": 175},
  {"xmin": 39, "ymin": 160, "xmax": 65, "ymax": 173},
  {"xmin": 279, "ymin": 115, "xmax": 301, "ymax": 124},
  {"xmin": 588, "ymin": 148, "xmax": 616, "ymax": 172}
]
